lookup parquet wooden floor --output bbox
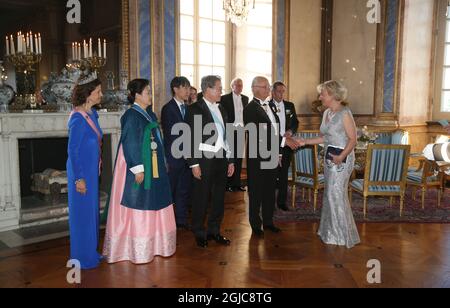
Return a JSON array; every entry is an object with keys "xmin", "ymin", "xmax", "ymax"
[{"xmin": 0, "ymin": 193, "xmax": 449, "ymax": 288}]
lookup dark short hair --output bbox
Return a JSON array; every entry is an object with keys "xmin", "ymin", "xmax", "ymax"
[
  {"xmin": 190, "ymin": 86, "xmax": 197, "ymax": 92},
  {"xmin": 201, "ymin": 75, "xmax": 221, "ymax": 93},
  {"xmin": 72, "ymin": 79, "xmax": 102, "ymax": 107},
  {"xmin": 170, "ymin": 76, "xmax": 191, "ymax": 96},
  {"xmin": 127, "ymin": 79, "xmax": 150, "ymax": 104},
  {"xmin": 272, "ymin": 81, "xmax": 286, "ymax": 91}
]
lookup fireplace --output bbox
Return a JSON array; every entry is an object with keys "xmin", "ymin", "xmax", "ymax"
[
  {"xmin": 17, "ymin": 136, "xmax": 113, "ymax": 224},
  {"xmin": 0, "ymin": 112, "xmax": 122, "ymax": 231}
]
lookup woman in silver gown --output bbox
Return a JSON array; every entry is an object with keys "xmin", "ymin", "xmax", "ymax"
[{"xmin": 297, "ymin": 81, "xmax": 360, "ymax": 249}]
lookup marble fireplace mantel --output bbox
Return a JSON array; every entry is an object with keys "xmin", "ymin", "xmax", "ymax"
[{"xmin": 0, "ymin": 112, "xmax": 122, "ymax": 232}]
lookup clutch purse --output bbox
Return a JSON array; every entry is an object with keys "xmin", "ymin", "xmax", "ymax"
[{"xmin": 326, "ymin": 145, "xmax": 347, "ymax": 163}]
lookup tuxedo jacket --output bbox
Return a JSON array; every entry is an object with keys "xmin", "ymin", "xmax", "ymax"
[
  {"xmin": 243, "ymin": 98, "xmax": 283, "ymax": 164},
  {"xmin": 220, "ymin": 92, "xmax": 250, "ymax": 124},
  {"xmin": 185, "ymin": 98, "xmax": 234, "ymax": 168},
  {"xmin": 269, "ymin": 100, "xmax": 299, "ymax": 135}
]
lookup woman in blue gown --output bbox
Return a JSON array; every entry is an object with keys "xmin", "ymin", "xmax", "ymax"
[{"xmin": 67, "ymin": 74, "xmax": 104, "ymax": 270}]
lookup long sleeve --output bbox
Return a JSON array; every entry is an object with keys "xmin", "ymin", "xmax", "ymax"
[
  {"xmin": 185, "ymin": 105, "xmax": 200, "ymax": 168},
  {"xmin": 121, "ymin": 112, "xmax": 144, "ymax": 173},
  {"xmin": 290, "ymin": 103, "xmax": 299, "ymax": 134},
  {"xmin": 68, "ymin": 115, "xmax": 87, "ymax": 181}
]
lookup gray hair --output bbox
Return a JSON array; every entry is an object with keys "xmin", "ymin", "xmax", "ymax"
[
  {"xmin": 201, "ymin": 75, "xmax": 221, "ymax": 93},
  {"xmin": 317, "ymin": 80, "xmax": 348, "ymax": 102},
  {"xmin": 230, "ymin": 77, "xmax": 243, "ymax": 88},
  {"xmin": 251, "ymin": 76, "xmax": 269, "ymax": 88}
]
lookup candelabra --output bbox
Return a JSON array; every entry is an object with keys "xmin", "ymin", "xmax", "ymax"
[
  {"xmin": 82, "ymin": 55, "xmax": 107, "ymax": 74},
  {"xmin": 4, "ymin": 32, "xmax": 43, "ymax": 109},
  {"xmin": 70, "ymin": 38, "xmax": 107, "ymax": 74}
]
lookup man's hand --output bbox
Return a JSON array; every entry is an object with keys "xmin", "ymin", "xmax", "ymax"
[
  {"xmin": 284, "ymin": 131, "xmax": 293, "ymax": 138},
  {"xmin": 135, "ymin": 173, "xmax": 145, "ymax": 185},
  {"xmin": 227, "ymin": 164, "xmax": 235, "ymax": 177},
  {"xmin": 192, "ymin": 166, "xmax": 202, "ymax": 180},
  {"xmin": 285, "ymin": 136, "xmax": 300, "ymax": 150}
]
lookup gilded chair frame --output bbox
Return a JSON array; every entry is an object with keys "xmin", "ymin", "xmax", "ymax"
[
  {"xmin": 349, "ymin": 144, "xmax": 411, "ymax": 218},
  {"xmin": 407, "ymin": 159, "xmax": 444, "ymax": 209},
  {"xmin": 291, "ymin": 144, "xmax": 324, "ymax": 212}
]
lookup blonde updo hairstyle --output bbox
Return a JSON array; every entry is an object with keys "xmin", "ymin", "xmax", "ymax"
[{"xmin": 317, "ymin": 80, "xmax": 349, "ymax": 106}]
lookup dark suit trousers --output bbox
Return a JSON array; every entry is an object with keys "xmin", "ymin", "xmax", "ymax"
[
  {"xmin": 191, "ymin": 158, "xmax": 228, "ymax": 239},
  {"xmin": 277, "ymin": 147, "xmax": 293, "ymax": 207},
  {"xmin": 247, "ymin": 160, "xmax": 277, "ymax": 230},
  {"xmin": 168, "ymin": 163, "xmax": 192, "ymax": 225}
]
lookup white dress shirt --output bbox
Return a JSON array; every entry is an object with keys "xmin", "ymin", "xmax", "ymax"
[
  {"xmin": 257, "ymin": 98, "xmax": 286, "ymax": 149},
  {"xmin": 274, "ymin": 100, "xmax": 286, "ymax": 138},
  {"xmin": 174, "ymin": 97, "xmax": 186, "ymax": 117},
  {"xmin": 232, "ymin": 92, "xmax": 244, "ymax": 127},
  {"xmin": 190, "ymin": 98, "xmax": 230, "ymax": 169}
]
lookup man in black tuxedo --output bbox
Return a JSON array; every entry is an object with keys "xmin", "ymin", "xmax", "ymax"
[
  {"xmin": 244, "ymin": 76, "xmax": 284, "ymax": 237},
  {"xmin": 270, "ymin": 81, "xmax": 299, "ymax": 211},
  {"xmin": 161, "ymin": 76, "xmax": 192, "ymax": 230},
  {"xmin": 185, "ymin": 75, "xmax": 235, "ymax": 248},
  {"xmin": 220, "ymin": 78, "xmax": 249, "ymax": 192}
]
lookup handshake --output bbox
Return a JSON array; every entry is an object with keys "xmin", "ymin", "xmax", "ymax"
[{"xmin": 285, "ymin": 136, "xmax": 306, "ymax": 151}]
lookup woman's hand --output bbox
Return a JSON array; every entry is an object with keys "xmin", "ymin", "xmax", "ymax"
[
  {"xmin": 135, "ymin": 173, "xmax": 145, "ymax": 185},
  {"xmin": 329, "ymin": 153, "xmax": 345, "ymax": 165},
  {"xmin": 76, "ymin": 179, "xmax": 87, "ymax": 195}
]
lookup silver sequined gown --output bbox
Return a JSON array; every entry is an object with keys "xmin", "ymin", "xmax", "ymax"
[{"xmin": 318, "ymin": 107, "xmax": 360, "ymax": 249}]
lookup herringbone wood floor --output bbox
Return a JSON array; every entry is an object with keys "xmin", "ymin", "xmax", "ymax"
[{"xmin": 0, "ymin": 192, "xmax": 449, "ymax": 288}]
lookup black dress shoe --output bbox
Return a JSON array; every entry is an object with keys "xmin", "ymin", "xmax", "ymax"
[
  {"xmin": 278, "ymin": 204, "xmax": 289, "ymax": 211},
  {"xmin": 196, "ymin": 238, "xmax": 208, "ymax": 248},
  {"xmin": 251, "ymin": 228, "xmax": 264, "ymax": 237},
  {"xmin": 207, "ymin": 234, "xmax": 231, "ymax": 246},
  {"xmin": 264, "ymin": 225, "xmax": 282, "ymax": 233},
  {"xmin": 237, "ymin": 186, "xmax": 247, "ymax": 192}
]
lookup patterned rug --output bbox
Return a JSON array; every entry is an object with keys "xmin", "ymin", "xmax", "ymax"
[{"xmin": 274, "ymin": 187, "xmax": 450, "ymax": 223}]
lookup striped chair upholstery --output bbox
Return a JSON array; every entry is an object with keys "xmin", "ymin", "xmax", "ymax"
[
  {"xmin": 375, "ymin": 130, "xmax": 409, "ymax": 145},
  {"xmin": 350, "ymin": 144, "xmax": 411, "ymax": 218},
  {"xmin": 291, "ymin": 144, "xmax": 324, "ymax": 212},
  {"xmin": 407, "ymin": 159, "xmax": 444, "ymax": 209}
]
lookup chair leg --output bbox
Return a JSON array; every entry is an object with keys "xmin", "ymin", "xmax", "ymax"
[
  {"xmin": 302, "ymin": 188, "xmax": 305, "ymax": 201},
  {"xmin": 390, "ymin": 197, "xmax": 394, "ymax": 207},
  {"xmin": 412, "ymin": 187, "xmax": 416, "ymax": 201},
  {"xmin": 364, "ymin": 197, "xmax": 368, "ymax": 219},
  {"xmin": 349, "ymin": 188, "xmax": 353, "ymax": 207},
  {"xmin": 421, "ymin": 188, "xmax": 426, "ymax": 210},
  {"xmin": 437, "ymin": 188, "xmax": 441, "ymax": 208},
  {"xmin": 400, "ymin": 194, "xmax": 405, "ymax": 217},
  {"xmin": 292, "ymin": 185, "xmax": 296, "ymax": 209},
  {"xmin": 308, "ymin": 189, "xmax": 311, "ymax": 203},
  {"xmin": 314, "ymin": 190, "xmax": 318, "ymax": 213}
]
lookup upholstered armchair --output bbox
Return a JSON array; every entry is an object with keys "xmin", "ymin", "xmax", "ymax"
[{"xmin": 349, "ymin": 144, "xmax": 411, "ymax": 218}]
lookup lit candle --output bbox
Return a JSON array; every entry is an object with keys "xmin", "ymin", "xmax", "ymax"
[
  {"xmin": 103, "ymin": 39, "xmax": 106, "ymax": 58},
  {"xmin": 34, "ymin": 35, "xmax": 38, "ymax": 55},
  {"xmin": 23, "ymin": 36, "xmax": 26, "ymax": 54},
  {"xmin": 89, "ymin": 38, "xmax": 92, "ymax": 58},
  {"xmin": 5, "ymin": 36, "xmax": 9, "ymax": 56},
  {"xmin": 83, "ymin": 40, "xmax": 86, "ymax": 58},
  {"xmin": 10, "ymin": 35, "xmax": 15, "ymax": 55},
  {"xmin": 98, "ymin": 38, "xmax": 101, "ymax": 57},
  {"xmin": 78, "ymin": 43, "xmax": 81, "ymax": 60},
  {"xmin": 17, "ymin": 33, "xmax": 21, "ymax": 53},
  {"xmin": 30, "ymin": 33, "xmax": 34, "ymax": 53},
  {"xmin": 38, "ymin": 33, "xmax": 42, "ymax": 54}
]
